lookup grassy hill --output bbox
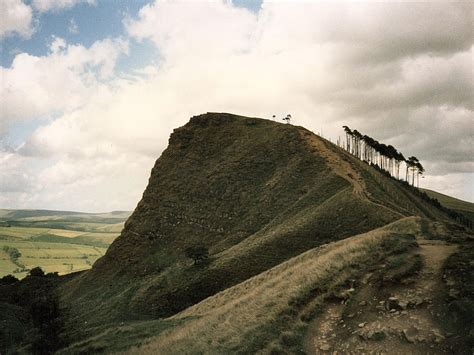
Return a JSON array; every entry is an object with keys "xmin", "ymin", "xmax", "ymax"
[
  {"xmin": 421, "ymin": 188, "xmax": 474, "ymax": 223},
  {"xmin": 2, "ymin": 113, "xmax": 470, "ymax": 353},
  {"xmin": 0, "ymin": 209, "xmax": 131, "ymax": 278},
  {"xmin": 61, "ymin": 217, "xmax": 422, "ymax": 353},
  {"xmin": 59, "ymin": 113, "xmax": 453, "ymax": 334}
]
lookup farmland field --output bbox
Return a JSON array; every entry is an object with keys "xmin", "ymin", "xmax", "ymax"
[{"xmin": 0, "ymin": 209, "xmax": 130, "ymax": 279}]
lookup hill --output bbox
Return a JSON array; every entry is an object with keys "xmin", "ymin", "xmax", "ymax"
[
  {"xmin": 59, "ymin": 113, "xmax": 454, "ymax": 334},
  {"xmin": 422, "ymin": 189, "xmax": 474, "ymax": 224},
  {"xmin": 3, "ymin": 113, "xmax": 471, "ymax": 353}
]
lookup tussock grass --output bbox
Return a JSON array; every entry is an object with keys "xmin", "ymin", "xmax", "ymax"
[{"xmin": 127, "ymin": 217, "xmax": 420, "ymax": 354}]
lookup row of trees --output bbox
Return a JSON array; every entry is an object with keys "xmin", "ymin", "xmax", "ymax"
[{"xmin": 340, "ymin": 126, "xmax": 424, "ymax": 186}]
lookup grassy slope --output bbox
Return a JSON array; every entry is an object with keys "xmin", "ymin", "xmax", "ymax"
[
  {"xmin": 422, "ymin": 188, "xmax": 474, "ymax": 223},
  {"xmin": 62, "ymin": 217, "xmax": 421, "ymax": 354},
  {"xmin": 59, "ymin": 113, "xmax": 454, "ymax": 344}
]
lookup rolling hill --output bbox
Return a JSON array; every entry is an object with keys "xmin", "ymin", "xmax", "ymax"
[
  {"xmin": 0, "ymin": 209, "xmax": 131, "ymax": 278},
  {"xmin": 1, "ymin": 113, "xmax": 471, "ymax": 353},
  {"xmin": 422, "ymin": 189, "xmax": 474, "ymax": 224}
]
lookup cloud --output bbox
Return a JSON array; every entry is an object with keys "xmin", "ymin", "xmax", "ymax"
[
  {"xmin": 68, "ymin": 18, "xmax": 78, "ymax": 34},
  {"xmin": 0, "ymin": 0, "xmax": 33, "ymax": 38},
  {"xmin": 31, "ymin": 0, "xmax": 95, "ymax": 12},
  {"xmin": 0, "ymin": 36, "xmax": 128, "ymax": 136},
  {"xmin": 2, "ymin": 0, "xmax": 473, "ymax": 211},
  {"xmin": 125, "ymin": 0, "xmax": 257, "ymax": 60}
]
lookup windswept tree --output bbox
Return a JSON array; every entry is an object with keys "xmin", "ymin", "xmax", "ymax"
[
  {"xmin": 416, "ymin": 161, "xmax": 425, "ymax": 187},
  {"xmin": 352, "ymin": 130, "xmax": 363, "ymax": 159},
  {"xmin": 406, "ymin": 156, "xmax": 420, "ymax": 186},
  {"xmin": 342, "ymin": 126, "xmax": 352, "ymax": 153},
  {"xmin": 341, "ymin": 125, "xmax": 424, "ymax": 184}
]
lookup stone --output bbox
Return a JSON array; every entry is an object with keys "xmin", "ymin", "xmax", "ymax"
[
  {"xmin": 403, "ymin": 327, "xmax": 419, "ymax": 343},
  {"xmin": 359, "ymin": 301, "xmax": 367, "ymax": 306},
  {"xmin": 387, "ymin": 297, "xmax": 399, "ymax": 310},
  {"xmin": 319, "ymin": 344, "xmax": 331, "ymax": 351},
  {"xmin": 358, "ymin": 328, "xmax": 386, "ymax": 341},
  {"xmin": 408, "ymin": 296, "xmax": 424, "ymax": 308},
  {"xmin": 398, "ymin": 300, "xmax": 408, "ymax": 310},
  {"xmin": 358, "ymin": 322, "xmax": 367, "ymax": 328}
]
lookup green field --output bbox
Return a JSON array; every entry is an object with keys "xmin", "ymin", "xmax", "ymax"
[{"xmin": 0, "ymin": 209, "xmax": 130, "ymax": 278}]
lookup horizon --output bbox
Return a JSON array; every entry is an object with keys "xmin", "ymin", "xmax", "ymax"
[{"xmin": 1, "ymin": 0, "xmax": 473, "ymax": 211}]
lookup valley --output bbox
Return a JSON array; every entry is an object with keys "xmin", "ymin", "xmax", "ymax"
[{"xmin": 0, "ymin": 210, "xmax": 130, "ymax": 278}]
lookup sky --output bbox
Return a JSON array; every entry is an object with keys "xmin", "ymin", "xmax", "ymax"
[{"xmin": 0, "ymin": 0, "xmax": 473, "ymax": 212}]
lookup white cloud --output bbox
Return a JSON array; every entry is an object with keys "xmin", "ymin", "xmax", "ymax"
[
  {"xmin": 68, "ymin": 18, "xmax": 78, "ymax": 34},
  {"xmin": 0, "ymin": 0, "xmax": 33, "ymax": 38},
  {"xmin": 0, "ymin": 36, "xmax": 128, "ymax": 136},
  {"xmin": 2, "ymin": 0, "xmax": 473, "ymax": 211},
  {"xmin": 125, "ymin": 0, "xmax": 257, "ymax": 60},
  {"xmin": 31, "ymin": 0, "xmax": 95, "ymax": 12}
]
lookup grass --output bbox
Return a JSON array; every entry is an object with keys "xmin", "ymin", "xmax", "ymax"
[
  {"xmin": 4, "ymin": 113, "xmax": 462, "ymax": 353},
  {"xmin": 98, "ymin": 217, "xmax": 420, "ymax": 354},
  {"xmin": 0, "ymin": 210, "xmax": 129, "ymax": 279},
  {"xmin": 0, "ymin": 240, "xmax": 106, "ymax": 278},
  {"xmin": 59, "ymin": 113, "xmax": 462, "ymax": 347},
  {"xmin": 422, "ymin": 188, "xmax": 474, "ymax": 223}
]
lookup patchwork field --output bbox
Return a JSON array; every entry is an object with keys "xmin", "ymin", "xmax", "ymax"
[{"xmin": 0, "ymin": 209, "xmax": 130, "ymax": 279}]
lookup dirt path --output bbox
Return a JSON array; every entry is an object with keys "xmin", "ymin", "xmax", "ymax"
[
  {"xmin": 299, "ymin": 129, "xmax": 365, "ymax": 198},
  {"xmin": 299, "ymin": 129, "xmax": 405, "ymax": 219},
  {"xmin": 303, "ymin": 235, "xmax": 458, "ymax": 354}
]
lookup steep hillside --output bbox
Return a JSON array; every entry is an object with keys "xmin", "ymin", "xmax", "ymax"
[{"xmin": 59, "ymin": 113, "xmax": 453, "ymax": 341}]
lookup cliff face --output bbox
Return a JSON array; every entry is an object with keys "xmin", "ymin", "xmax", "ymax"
[{"xmin": 61, "ymin": 113, "xmax": 449, "ymax": 328}]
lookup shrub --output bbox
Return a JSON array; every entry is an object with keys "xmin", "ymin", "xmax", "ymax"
[
  {"xmin": 0, "ymin": 274, "xmax": 18, "ymax": 285},
  {"xmin": 29, "ymin": 267, "xmax": 45, "ymax": 277},
  {"xmin": 184, "ymin": 244, "xmax": 209, "ymax": 265}
]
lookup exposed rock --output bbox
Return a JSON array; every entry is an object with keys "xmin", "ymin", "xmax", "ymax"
[
  {"xmin": 358, "ymin": 329, "xmax": 387, "ymax": 341},
  {"xmin": 408, "ymin": 296, "xmax": 425, "ymax": 308},
  {"xmin": 432, "ymin": 330, "xmax": 445, "ymax": 343},
  {"xmin": 319, "ymin": 344, "xmax": 331, "ymax": 351},
  {"xmin": 387, "ymin": 296, "xmax": 399, "ymax": 310},
  {"xmin": 398, "ymin": 300, "xmax": 408, "ymax": 310},
  {"xmin": 358, "ymin": 322, "xmax": 367, "ymax": 328},
  {"xmin": 403, "ymin": 326, "xmax": 419, "ymax": 343}
]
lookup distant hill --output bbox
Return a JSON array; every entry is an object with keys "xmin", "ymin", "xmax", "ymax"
[
  {"xmin": 0, "ymin": 209, "xmax": 131, "ymax": 222},
  {"xmin": 0, "ymin": 209, "xmax": 131, "ymax": 279},
  {"xmin": 421, "ymin": 189, "xmax": 474, "ymax": 223},
  {"xmin": 60, "ymin": 113, "xmax": 454, "ymax": 329}
]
